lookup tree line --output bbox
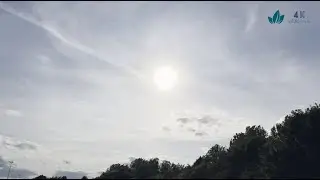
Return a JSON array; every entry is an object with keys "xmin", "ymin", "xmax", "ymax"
[{"xmin": 34, "ymin": 103, "xmax": 320, "ymax": 179}]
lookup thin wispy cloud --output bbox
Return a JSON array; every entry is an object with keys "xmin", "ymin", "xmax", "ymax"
[
  {"xmin": 245, "ymin": 4, "xmax": 259, "ymax": 33},
  {"xmin": 0, "ymin": 2, "xmax": 143, "ymax": 80},
  {"xmin": 4, "ymin": 109, "xmax": 23, "ymax": 117}
]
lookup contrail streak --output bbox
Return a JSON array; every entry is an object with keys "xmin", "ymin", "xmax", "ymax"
[{"xmin": 0, "ymin": 2, "xmax": 145, "ymax": 80}]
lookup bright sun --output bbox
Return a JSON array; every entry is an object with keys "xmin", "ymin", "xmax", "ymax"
[{"xmin": 153, "ymin": 66, "xmax": 178, "ymax": 91}]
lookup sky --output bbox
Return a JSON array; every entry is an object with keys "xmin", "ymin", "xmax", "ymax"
[{"xmin": 0, "ymin": 1, "xmax": 320, "ymax": 178}]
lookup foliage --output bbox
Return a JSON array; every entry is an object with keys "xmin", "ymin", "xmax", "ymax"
[{"xmin": 33, "ymin": 103, "xmax": 320, "ymax": 179}]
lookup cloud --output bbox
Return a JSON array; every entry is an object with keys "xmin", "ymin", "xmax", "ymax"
[
  {"xmin": 177, "ymin": 117, "xmax": 194, "ymax": 124},
  {"xmin": 175, "ymin": 115, "xmax": 222, "ymax": 137},
  {"xmin": 13, "ymin": 143, "xmax": 37, "ymax": 151},
  {"xmin": 195, "ymin": 131, "xmax": 208, "ymax": 137},
  {"xmin": 0, "ymin": 157, "xmax": 6, "ymax": 167},
  {"xmin": 54, "ymin": 170, "xmax": 87, "ymax": 179},
  {"xmin": 162, "ymin": 126, "xmax": 171, "ymax": 132},
  {"xmin": 37, "ymin": 54, "xmax": 52, "ymax": 65},
  {"xmin": 187, "ymin": 127, "xmax": 196, "ymax": 133},
  {"xmin": 197, "ymin": 116, "xmax": 220, "ymax": 126},
  {"xmin": 63, "ymin": 160, "xmax": 71, "ymax": 165},
  {"xmin": 177, "ymin": 115, "xmax": 221, "ymax": 127},
  {"xmin": 0, "ymin": 156, "xmax": 36, "ymax": 178},
  {"xmin": 198, "ymin": 116, "xmax": 213, "ymax": 124},
  {"xmin": 0, "ymin": 135, "xmax": 38, "ymax": 151},
  {"xmin": 4, "ymin": 109, "xmax": 23, "ymax": 117}
]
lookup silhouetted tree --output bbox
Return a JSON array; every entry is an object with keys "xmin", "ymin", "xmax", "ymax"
[
  {"xmin": 130, "ymin": 158, "xmax": 160, "ymax": 178},
  {"xmin": 34, "ymin": 175, "xmax": 47, "ymax": 179},
  {"xmin": 98, "ymin": 164, "xmax": 133, "ymax": 179},
  {"xmin": 49, "ymin": 176, "xmax": 67, "ymax": 179},
  {"xmin": 34, "ymin": 103, "xmax": 320, "ymax": 179}
]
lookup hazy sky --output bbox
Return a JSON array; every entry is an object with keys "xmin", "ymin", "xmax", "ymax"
[{"xmin": 0, "ymin": 1, "xmax": 319, "ymax": 178}]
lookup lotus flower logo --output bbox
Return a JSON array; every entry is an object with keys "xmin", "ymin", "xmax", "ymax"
[{"xmin": 268, "ymin": 10, "xmax": 285, "ymax": 24}]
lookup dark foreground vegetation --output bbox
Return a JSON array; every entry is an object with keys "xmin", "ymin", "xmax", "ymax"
[{"xmin": 34, "ymin": 104, "xmax": 320, "ymax": 179}]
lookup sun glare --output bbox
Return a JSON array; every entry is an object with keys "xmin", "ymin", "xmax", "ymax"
[{"xmin": 153, "ymin": 66, "xmax": 178, "ymax": 91}]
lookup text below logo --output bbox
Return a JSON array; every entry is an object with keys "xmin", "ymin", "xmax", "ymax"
[{"xmin": 289, "ymin": 11, "xmax": 310, "ymax": 24}]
